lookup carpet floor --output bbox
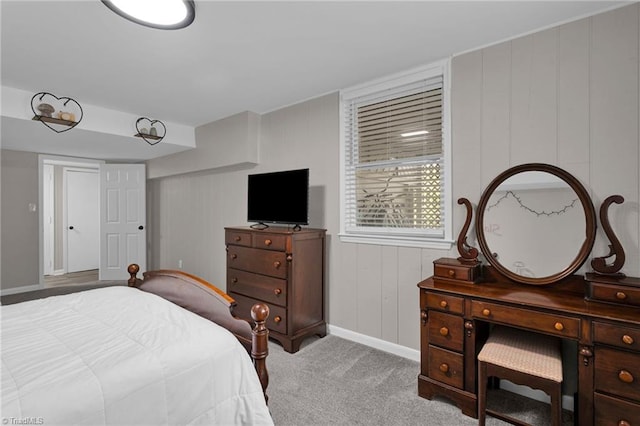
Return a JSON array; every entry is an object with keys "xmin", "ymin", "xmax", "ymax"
[{"xmin": 267, "ymin": 335, "xmax": 573, "ymax": 426}]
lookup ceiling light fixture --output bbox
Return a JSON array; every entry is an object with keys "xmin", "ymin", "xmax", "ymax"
[
  {"xmin": 102, "ymin": 0, "xmax": 195, "ymax": 30},
  {"xmin": 401, "ymin": 130, "xmax": 429, "ymax": 137}
]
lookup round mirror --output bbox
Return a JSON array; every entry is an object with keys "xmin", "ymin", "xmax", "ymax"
[{"xmin": 475, "ymin": 163, "xmax": 596, "ymax": 285}]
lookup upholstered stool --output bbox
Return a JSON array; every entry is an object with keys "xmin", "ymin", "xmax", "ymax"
[{"xmin": 477, "ymin": 326, "xmax": 563, "ymax": 426}]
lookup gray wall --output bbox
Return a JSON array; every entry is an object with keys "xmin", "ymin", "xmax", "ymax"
[
  {"xmin": 147, "ymin": 3, "xmax": 640, "ymax": 354},
  {"xmin": 1, "ymin": 150, "xmax": 39, "ymax": 290}
]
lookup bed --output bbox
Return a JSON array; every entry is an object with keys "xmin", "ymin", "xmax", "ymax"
[{"xmin": 1, "ymin": 264, "xmax": 273, "ymax": 425}]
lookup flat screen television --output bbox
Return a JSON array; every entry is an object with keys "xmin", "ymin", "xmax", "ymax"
[{"xmin": 247, "ymin": 168, "xmax": 309, "ymax": 226}]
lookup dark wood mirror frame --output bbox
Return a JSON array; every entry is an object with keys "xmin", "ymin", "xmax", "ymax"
[{"xmin": 475, "ymin": 163, "xmax": 597, "ymax": 285}]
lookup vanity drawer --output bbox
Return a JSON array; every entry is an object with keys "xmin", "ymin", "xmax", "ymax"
[
  {"xmin": 227, "ymin": 268, "xmax": 287, "ymax": 307},
  {"xmin": 589, "ymin": 281, "xmax": 640, "ymax": 308},
  {"xmin": 227, "ymin": 246, "xmax": 288, "ymax": 279},
  {"xmin": 252, "ymin": 233, "xmax": 288, "ymax": 251},
  {"xmin": 594, "ymin": 322, "xmax": 640, "ymax": 352},
  {"xmin": 595, "ymin": 347, "xmax": 640, "ymax": 402},
  {"xmin": 434, "ymin": 261, "xmax": 480, "ymax": 282},
  {"xmin": 428, "ymin": 311, "xmax": 464, "ymax": 351},
  {"xmin": 231, "ymin": 292, "xmax": 288, "ymax": 335},
  {"xmin": 471, "ymin": 301, "xmax": 580, "ymax": 339},
  {"xmin": 426, "ymin": 292, "xmax": 464, "ymax": 314},
  {"xmin": 225, "ymin": 229, "xmax": 252, "ymax": 247},
  {"xmin": 594, "ymin": 392, "xmax": 640, "ymax": 426},
  {"xmin": 428, "ymin": 345, "xmax": 464, "ymax": 389}
]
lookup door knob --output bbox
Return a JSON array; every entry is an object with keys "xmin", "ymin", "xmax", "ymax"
[
  {"xmin": 138, "ymin": 225, "xmax": 144, "ymax": 230},
  {"xmin": 68, "ymin": 226, "xmax": 74, "ymax": 230}
]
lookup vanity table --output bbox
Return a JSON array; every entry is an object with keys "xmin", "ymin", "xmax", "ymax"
[{"xmin": 417, "ymin": 164, "xmax": 640, "ymax": 426}]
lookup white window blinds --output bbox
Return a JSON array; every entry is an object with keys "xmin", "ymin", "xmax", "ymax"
[{"xmin": 343, "ymin": 73, "xmax": 445, "ymax": 237}]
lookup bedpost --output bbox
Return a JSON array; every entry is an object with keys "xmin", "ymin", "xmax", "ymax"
[
  {"xmin": 251, "ymin": 304, "xmax": 270, "ymax": 403},
  {"xmin": 128, "ymin": 264, "xmax": 140, "ymax": 287}
]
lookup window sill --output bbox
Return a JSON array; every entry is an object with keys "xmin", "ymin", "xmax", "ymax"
[{"xmin": 338, "ymin": 233, "xmax": 454, "ymax": 250}]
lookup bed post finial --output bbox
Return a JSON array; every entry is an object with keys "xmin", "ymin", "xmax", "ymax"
[
  {"xmin": 127, "ymin": 264, "xmax": 140, "ymax": 287},
  {"xmin": 251, "ymin": 304, "xmax": 270, "ymax": 403}
]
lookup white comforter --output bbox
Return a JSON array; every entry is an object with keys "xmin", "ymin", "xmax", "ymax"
[{"xmin": 1, "ymin": 286, "xmax": 273, "ymax": 426}]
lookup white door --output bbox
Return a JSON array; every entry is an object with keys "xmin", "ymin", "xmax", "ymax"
[
  {"xmin": 100, "ymin": 164, "xmax": 146, "ymax": 280},
  {"xmin": 66, "ymin": 168, "xmax": 100, "ymax": 272}
]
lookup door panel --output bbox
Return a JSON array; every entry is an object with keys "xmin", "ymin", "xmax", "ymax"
[
  {"xmin": 100, "ymin": 164, "xmax": 146, "ymax": 280},
  {"xmin": 66, "ymin": 169, "xmax": 99, "ymax": 273}
]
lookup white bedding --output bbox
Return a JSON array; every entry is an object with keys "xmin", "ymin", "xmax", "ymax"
[{"xmin": 1, "ymin": 286, "xmax": 273, "ymax": 426}]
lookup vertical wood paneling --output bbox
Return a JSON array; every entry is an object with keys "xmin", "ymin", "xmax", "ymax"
[
  {"xmin": 558, "ymin": 19, "xmax": 590, "ymax": 174},
  {"xmin": 332, "ymin": 242, "xmax": 358, "ymax": 329},
  {"xmin": 590, "ymin": 4, "xmax": 640, "ymax": 276},
  {"xmin": 356, "ymin": 244, "xmax": 382, "ymax": 337},
  {"xmin": 481, "ymin": 42, "xmax": 512, "ymax": 184},
  {"xmin": 398, "ymin": 247, "xmax": 422, "ymax": 349},
  {"xmin": 381, "ymin": 245, "xmax": 399, "ymax": 342},
  {"xmin": 510, "ymin": 30, "xmax": 558, "ymax": 165}
]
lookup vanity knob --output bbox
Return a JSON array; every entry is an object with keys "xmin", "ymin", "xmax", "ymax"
[
  {"xmin": 274, "ymin": 288, "xmax": 282, "ymax": 295},
  {"xmin": 274, "ymin": 261, "xmax": 281, "ymax": 268},
  {"xmin": 554, "ymin": 322, "xmax": 564, "ymax": 332},
  {"xmin": 439, "ymin": 327, "xmax": 449, "ymax": 337},
  {"xmin": 482, "ymin": 309, "xmax": 491, "ymax": 317},
  {"xmin": 618, "ymin": 421, "xmax": 631, "ymax": 426},
  {"xmin": 439, "ymin": 300, "xmax": 448, "ymax": 309},
  {"xmin": 439, "ymin": 363, "xmax": 449, "ymax": 373},
  {"xmin": 622, "ymin": 335, "xmax": 634, "ymax": 345},
  {"xmin": 448, "ymin": 269, "xmax": 455, "ymax": 277},
  {"xmin": 616, "ymin": 291, "xmax": 628, "ymax": 300},
  {"xmin": 618, "ymin": 370, "xmax": 634, "ymax": 384},
  {"xmin": 274, "ymin": 316, "xmax": 282, "ymax": 324},
  {"xmin": 265, "ymin": 239, "xmax": 272, "ymax": 246}
]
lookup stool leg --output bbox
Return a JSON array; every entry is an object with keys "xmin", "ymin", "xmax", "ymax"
[
  {"xmin": 551, "ymin": 384, "xmax": 562, "ymax": 426},
  {"xmin": 478, "ymin": 361, "xmax": 487, "ymax": 426}
]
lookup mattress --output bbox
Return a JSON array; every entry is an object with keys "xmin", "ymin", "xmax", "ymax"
[{"xmin": 1, "ymin": 286, "xmax": 273, "ymax": 425}]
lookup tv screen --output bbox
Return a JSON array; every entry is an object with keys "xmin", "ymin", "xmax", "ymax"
[{"xmin": 247, "ymin": 168, "xmax": 309, "ymax": 225}]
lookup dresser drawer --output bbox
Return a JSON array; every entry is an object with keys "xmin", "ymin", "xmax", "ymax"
[
  {"xmin": 252, "ymin": 233, "xmax": 288, "ymax": 251},
  {"xmin": 230, "ymin": 292, "xmax": 288, "ymax": 335},
  {"xmin": 428, "ymin": 345, "xmax": 464, "ymax": 389},
  {"xmin": 225, "ymin": 229, "xmax": 252, "ymax": 247},
  {"xmin": 428, "ymin": 311, "xmax": 464, "ymax": 351},
  {"xmin": 227, "ymin": 268, "xmax": 287, "ymax": 307},
  {"xmin": 426, "ymin": 292, "xmax": 464, "ymax": 315},
  {"xmin": 434, "ymin": 263, "xmax": 475, "ymax": 281},
  {"xmin": 471, "ymin": 301, "xmax": 580, "ymax": 339},
  {"xmin": 594, "ymin": 392, "xmax": 640, "ymax": 426},
  {"xmin": 227, "ymin": 246, "xmax": 288, "ymax": 279},
  {"xmin": 589, "ymin": 281, "xmax": 640, "ymax": 308},
  {"xmin": 595, "ymin": 347, "xmax": 640, "ymax": 402},
  {"xmin": 594, "ymin": 322, "xmax": 640, "ymax": 352}
]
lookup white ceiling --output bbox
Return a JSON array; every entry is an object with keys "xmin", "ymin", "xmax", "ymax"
[{"xmin": 0, "ymin": 0, "xmax": 629, "ymax": 161}]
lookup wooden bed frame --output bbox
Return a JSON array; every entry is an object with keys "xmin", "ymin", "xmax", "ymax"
[{"xmin": 126, "ymin": 264, "xmax": 270, "ymax": 401}]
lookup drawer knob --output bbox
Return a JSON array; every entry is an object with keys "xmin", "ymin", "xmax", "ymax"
[
  {"xmin": 231, "ymin": 254, "xmax": 237, "ymax": 260},
  {"xmin": 622, "ymin": 335, "xmax": 634, "ymax": 345},
  {"xmin": 274, "ymin": 288, "xmax": 282, "ymax": 295},
  {"xmin": 274, "ymin": 315, "xmax": 282, "ymax": 324},
  {"xmin": 421, "ymin": 310, "xmax": 428, "ymax": 325},
  {"xmin": 439, "ymin": 300, "xmax": 448, "ymax": 309},
  {"xmin": 618, "ymin": 370, "xmax": 634, "ymax": 384},
  {"xmin": 274, "ymin": 261, "xmax": 281, "ymax": 269},
  {"xmin": 619, "ymin": 421, "xmax": 631, "ymax": 426},
  {"xmin": 554, "ymin": 322, "xmax": 564, "ymax": 332},
  {"xmin": 448, "ymin": 269, "xmax": 455, "ymax": 277},
  {"xmin": 265, "ymin": 239, "xmax": 272, "ymax": 246},
  {"xmin": 231, "ymin": 277, "xmax": 238, "ymax": 283},
  {"xmin": 439, "ymin": 363, "xmax": 449, "ymax": 373},
  {"xmin": 234, "ymin": 236, "xmax": 241, "ymax": 242},
  {"xmin": 616, "ymin": 291, "xmax": 628, "ymax": 300},
  {"xmin": 482, "ymin": 309, "xmax": 491, "ymax": 317},
  {"xmin": 439, "ymin": 327, "xmax": 449, "ymax": 336}
]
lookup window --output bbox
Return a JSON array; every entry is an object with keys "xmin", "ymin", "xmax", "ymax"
[{"xmin": 340, "ymin": 60, "xmax": 452, "ymax": 248}]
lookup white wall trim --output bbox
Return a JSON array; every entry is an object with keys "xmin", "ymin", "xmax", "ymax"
[
  {"xmin": 328, "ymin": 324, "xmax": 420, "ymax": 362},
  {"xmin": 1, "ymin": 284, "xmax": 41, "ymax": 296}
]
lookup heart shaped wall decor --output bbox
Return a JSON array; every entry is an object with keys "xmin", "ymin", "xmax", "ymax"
[
  {"xmin": 30, "ymin": 92, "xmax": 83, "ymax": 133},
  {"xmin": 135, "ymin": 117, "xmax": 166, "ymax": 145}
]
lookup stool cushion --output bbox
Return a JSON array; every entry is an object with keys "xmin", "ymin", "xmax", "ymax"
[{"xmin": 478, "ymin": 326, "xmax": 562, "ymax": 383}]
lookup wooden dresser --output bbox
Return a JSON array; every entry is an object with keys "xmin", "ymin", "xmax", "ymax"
[
  {"xmin": 225, "ymin": 226, "xmax": 326, "ymax": 353},
  {"xmin": 418, "ymin": 259, "xmax": 640, "ymax": 426}
]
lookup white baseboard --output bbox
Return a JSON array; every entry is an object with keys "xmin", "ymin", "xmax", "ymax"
[
  {"xmin": 327, "ymin": 324, "xmax": 574, "ymax": 412},
  {"xmin": 1, "ymin": 284, "xmax": 42, "ymax": 296},
  {"xmin": 327, "ymin": 324, "xmax": 420, "ymax": 362}
]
